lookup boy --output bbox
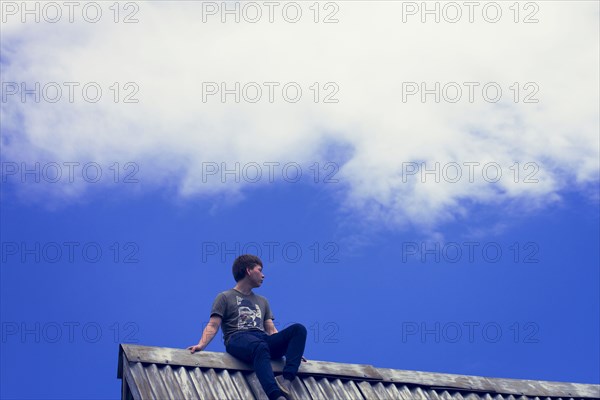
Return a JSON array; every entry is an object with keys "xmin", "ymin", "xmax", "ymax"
[{"xmin": 188, "ymin": 255, "xmax": 307, "ymax": 400}]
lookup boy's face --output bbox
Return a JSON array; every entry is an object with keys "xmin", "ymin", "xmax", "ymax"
[{"xmin": 246, "ymin": 264, "xmax": 264, "ymax": 287}]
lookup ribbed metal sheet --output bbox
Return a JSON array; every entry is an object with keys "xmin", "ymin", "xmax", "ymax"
[
  {"xmin": 117, "ymin": 345, "xmax": 600, "ymax": 400},
  {"xmin": 121, "ymin": 361, "xmax": 594, "ymax": 400}
]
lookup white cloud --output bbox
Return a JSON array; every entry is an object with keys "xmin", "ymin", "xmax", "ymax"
[{"xmin": 1, "ymin": 1, "xmax": 598, "ymax": 230}]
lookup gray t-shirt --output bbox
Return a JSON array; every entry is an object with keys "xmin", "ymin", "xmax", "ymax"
[{"xmin": 210, "ymin": 288, "xmax": 274, "ymax": 346}]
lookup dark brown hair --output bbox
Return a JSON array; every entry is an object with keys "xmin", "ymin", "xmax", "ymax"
[{"xmin": 232, "ymin": 254, "xmax": 263, "ymax": 282}]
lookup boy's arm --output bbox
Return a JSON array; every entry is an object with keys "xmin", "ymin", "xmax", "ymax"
[
  {"xmin": 187, "ymin": 315, "xmax": 222, "ymax": 353},
  {"xmin": 265, "ymin": 318, "xmax": 277, "ymax": 335}
]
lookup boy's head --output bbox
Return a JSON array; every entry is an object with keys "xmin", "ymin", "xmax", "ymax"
[{"xmin": 232, "ymin": 254, "xmax": 263, "ymax": 282}]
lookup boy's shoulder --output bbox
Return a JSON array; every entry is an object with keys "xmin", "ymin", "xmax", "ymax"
[
  {"xmin": 215, "ymin": 289, "xmax": 257, "ymax": 297},
  {"xmin": 220, "ymin": 289, "xmax": 270, "ymax": 302},
  {"xmin": 216, "ymin": 289, "xmax": 236, "ymax": 299},
  {"xmin": 252, "ymin": 292, "xmax": 270, "ymax": 303}
]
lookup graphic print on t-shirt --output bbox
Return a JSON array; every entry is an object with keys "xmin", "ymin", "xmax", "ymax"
[{"xmin": 236, "ymin": 296, "xmax": 263, "ymax": 330}]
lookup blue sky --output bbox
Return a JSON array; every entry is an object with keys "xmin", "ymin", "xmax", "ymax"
[
  {"xmin": 1, "ymin": 1, "xmax": 599, "ymax": 399},
  {"xmin": 1, "ymin": 174, "xmax": 599, "ymax": 399}
]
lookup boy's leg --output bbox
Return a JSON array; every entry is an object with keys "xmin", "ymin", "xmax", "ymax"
[
  {"xmin": 226, "ymin": 332, "xmax": 283, "ymax": 400},
  {"xmin": 265, "ymin": 323, "xmax": 307, "ymax": 380}
]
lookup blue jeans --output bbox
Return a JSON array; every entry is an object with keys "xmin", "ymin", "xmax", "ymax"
[{"xmin": 225, "ymin": 323, "xmax": 307, "ymax": 400}]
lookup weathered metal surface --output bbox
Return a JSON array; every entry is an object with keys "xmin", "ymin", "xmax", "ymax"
[
  {"xmin": 345, "ymin": 379, "xmax": 368, "ymax": 399},
  {"xmin": 120, "ymin": 343, "xmax": 384, "ymax": 381},
  {"xmin": 128, "ymin": 360, "xmax": 154, "ymax": 399},
  {"xmin": 118, "ymin": 344, "xmax": 600, "ymax": 400},
  {"xmin": 291, "ymin": 375, "xmax": 314, "ymax": 399},
  {"xmin": 245, "ymin": 372, "xmax": 269, "ymax": 400},
  {"xmin": 377, "ymin": 368, "xmax": 600, "ymax": 399},
  {"xmin": 173, "ymin": 366, "xmax": 200, "ymax": 400},
  {"xmin": 357, "ymin": 380, "xmax": 380, "ymax": 400},
  {"xmin": 304, "ymin": 376, "xmax": 329, "ymax": 400},
  {"xmin": 230, "ymin": 370, "xmax": 255, "ymax": 399},
  {"xmin": 120, "ymin": 356, "xmax": 142, "ymax": 400}
]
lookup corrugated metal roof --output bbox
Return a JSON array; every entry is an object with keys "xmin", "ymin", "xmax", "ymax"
[{"xmin": 117, "ymin": 344, "xmax": 600, "ymax": 400}]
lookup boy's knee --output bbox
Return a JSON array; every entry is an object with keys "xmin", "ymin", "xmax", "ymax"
[{"xmin": 291, "ymin": 323, "xmax": 307, "ymax": 337}]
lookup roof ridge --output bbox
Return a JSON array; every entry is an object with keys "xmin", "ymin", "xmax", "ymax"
[{"xmin": 118, "ymin": 344, "xmax": 600, "ymax": 399}]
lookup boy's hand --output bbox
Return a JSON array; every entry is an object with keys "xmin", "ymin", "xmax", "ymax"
[{"xmin": 187, "ymin": 344, "xmax": 203, "ymax": 354}]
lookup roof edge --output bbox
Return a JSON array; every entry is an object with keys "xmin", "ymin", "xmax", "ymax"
[
  {"xmin": 377, "ymin": 368, "xmax": 600, "ymax": 399},
  {"xmin": 120, "ymin": 343, "xmax": 383, "ymax": 381},
  {"xmin": 117, "ymin": 344, "xmax": 124, "ymax": 379},
  {"xmin": 118, "ymin": 344, "xmax": 600, "ymax": 398}
]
